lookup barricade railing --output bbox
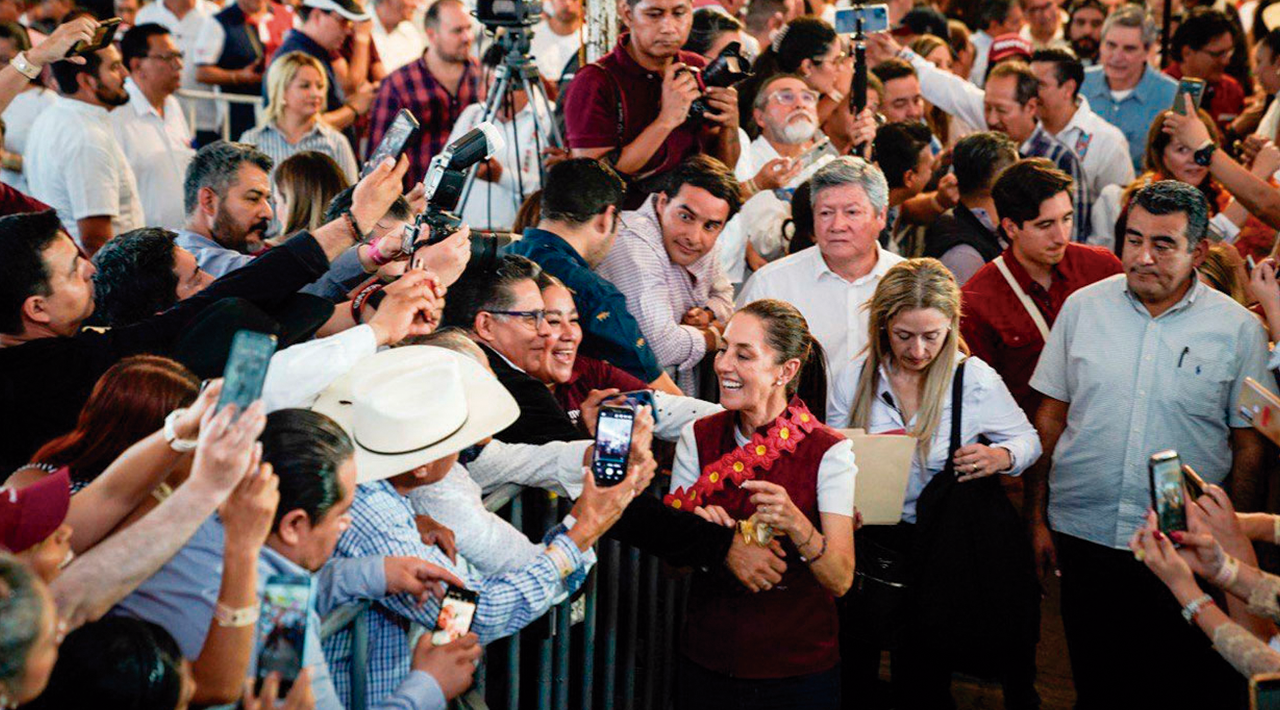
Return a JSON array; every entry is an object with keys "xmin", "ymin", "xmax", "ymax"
[{"xmin": 175, "ymin": 89, "xmax": 266, "ymax": 142}]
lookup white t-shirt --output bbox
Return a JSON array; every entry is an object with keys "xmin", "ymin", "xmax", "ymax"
[
  {"xmin": 24, "ymin": 96, "xmax": 144, "ymax": 247},
  {"xmin": 110, "ymin": 80, "xmax": 196, "ymax": 230},
  {"xmin": 0, "ymin": 87, "xmax": 56, "ymax": 194},
  {"xmin": 372, "ymin": 17, "xmax": 425, "ymax": 73},
  {"xmin": 529, "ymin": 19, "xmax": 580, "ymax": 82}
]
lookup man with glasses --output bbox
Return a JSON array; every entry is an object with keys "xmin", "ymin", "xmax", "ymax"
[
  {"xmin": 111, "ymin": 23, "xmax": 194, "ymax": 231},
  {"xmin": 1019, "ymin": 0, "xmax": 1068, "ymax": 51},
  {"xmin": 269, "ymin": 0, "xmax": 372, "ymax": 137},
  {"xmin": 1166, "ymin": 7, "xmax": 1244, "ymax": 135}
]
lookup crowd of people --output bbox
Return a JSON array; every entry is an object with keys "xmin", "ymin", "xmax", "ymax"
[{"xmin": 7, "ymin": 0, "xmax": 1280, "ymax": 708}]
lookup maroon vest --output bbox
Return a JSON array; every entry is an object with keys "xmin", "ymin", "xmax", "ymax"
[{"xmin": 680, "ymin": 406, "xmax": 844, "ymax": 679}]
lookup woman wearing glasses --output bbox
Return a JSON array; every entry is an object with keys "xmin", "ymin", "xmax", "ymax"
[{"xmin": 827, "ymin": 258, "xmax": 1042, "ymax": 709}]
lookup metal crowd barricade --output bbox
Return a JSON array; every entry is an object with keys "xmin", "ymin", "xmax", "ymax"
[
  {"xmin": 175, "ymin": 89, "xmax": 266, "ymax": 141},
  {"xmin": 319, "ymin": 481, "xmax": 687, "ymax": 710}
]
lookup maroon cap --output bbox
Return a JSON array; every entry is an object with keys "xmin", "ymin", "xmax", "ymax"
[
  {"xmin": 988, "ymin": 33, "xmax": 1033, "ymax": 66},
  {"xmin": 0, "ymin": 467, "xmax": 71, "ymax": 554}
]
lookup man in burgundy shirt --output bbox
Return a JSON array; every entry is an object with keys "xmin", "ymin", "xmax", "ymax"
[
  {"xmin": 369, "ymin": 0, "xmax": 483, "ymax": 190},
  {"xmin": 960, "ymin": 158, "xmax": 1121, "ymax": 418},
  {"xmin": 561, "ymin": 0, "xmax": 741, "ymax": 208},
  {"xmin": 1165, "ymin": 7, "xmax": 1245, "ymax": 135}
]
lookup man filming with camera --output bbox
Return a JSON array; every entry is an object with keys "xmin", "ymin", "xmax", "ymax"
[{"xmin": 562, "ymin": 0, "xmax": 741, "ymax": 209}]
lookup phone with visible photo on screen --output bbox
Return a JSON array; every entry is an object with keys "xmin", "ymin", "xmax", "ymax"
[
  {"xmin": 431, "ymin": 586, "xmax": 479, "ymax": 646},
  {"xmin": 592, "ymin": 405, "xmax": 636, "ymax": 487},
  {"xmin": 833, "ymin": 4, "xmax": 889, "ymax": 34},
  {"xmin": 255, "ymin": 574, "xmax": 311, "ymax": 696},
  {"xmin": 1173, "ymin": 77, "xmax": 1206, "ymax": 115},
  {"xmin": 1148, "ymin": 450, "xmax": 1187, "ymax": 536},
  {"xmin": 217, "ymin": 330, "xmax": 277, "ymax": 418},
  {"xmin": 362, "ymin": 109, "xmax": 420, "ymax": 177}
]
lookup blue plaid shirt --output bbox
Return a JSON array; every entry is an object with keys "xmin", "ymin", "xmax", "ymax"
[
  {"xmin": 1022, "ymin": 125, "xmax": 1094, "ymax": 244},
  {"xmin": 322, "ymin": 478, "xmax": 590, "ymax": 709}
]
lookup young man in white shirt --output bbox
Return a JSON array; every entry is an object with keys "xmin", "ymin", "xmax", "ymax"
[
  {"xmin": 24, "ymin": 43, "xmax": 143, "ymax": 254},
  {"xmin": 371, "ymin": 0, "xmax": 426, "ymax": 72},
  {"xmin": 111, "ymin": 23, "xmax": 196, "ymax": 231},
  {"xmin": 530, "ymin": 0, "xmax": 581, "ymax": 82}
]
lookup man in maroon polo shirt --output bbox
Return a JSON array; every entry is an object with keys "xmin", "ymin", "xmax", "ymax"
[
  {"xmin": 960, "ymin": 158, "xmax": 1121, "ymax": 418},
  {"xmin": 561, "ymin": 0, "xmax": 741, "ymax": 208}
]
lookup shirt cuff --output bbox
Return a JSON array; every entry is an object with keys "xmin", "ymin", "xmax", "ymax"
[
  {"xmin": 389, "ymin": 670, "xmax": 448, "ymax": 710},
  {"xmin": 1268, "ymin": 345, "xmax": 1280, "ymax": 373}
]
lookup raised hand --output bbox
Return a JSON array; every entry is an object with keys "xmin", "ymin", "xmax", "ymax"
[
  {"xmin": 411, "ymin": 225, "xmax": 471, "ymax": 287},
  {"xmin": 189, "ymin": 400, "xmax": 267, "ymax": 495},
  {"xmin": 241, "ymin": 668, "xmax": 315, "ymax": 710},
  {"xmin": 27, "ymin": 15, "xmax": 97, "ymax": 66},
  {"xmin": 367, "ymin": 269, "xmax": 444, "ymax": 345},
  {"xmin": 218, "ymin": 461, "xmax": 279, "ymax": 550},
  {"xmin": 351, "ymin": 155, "xmax": 412, "ymax": 236}
]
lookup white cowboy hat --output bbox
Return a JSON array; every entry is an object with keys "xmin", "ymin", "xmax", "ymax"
[{"xmin": 312, "ymin": 345, "xmax": 518, "ymax": 483}]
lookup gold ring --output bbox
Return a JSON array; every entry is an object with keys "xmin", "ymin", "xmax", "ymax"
[{"xmin": 1134, "ymin": 549, "xmax": 1147, "ymax": 562}]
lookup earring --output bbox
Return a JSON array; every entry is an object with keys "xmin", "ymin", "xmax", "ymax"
[{"xmin": 774, "ymin": 379, "xmax": 785, "ymax": 386}]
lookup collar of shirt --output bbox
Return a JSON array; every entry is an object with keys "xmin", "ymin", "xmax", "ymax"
[
  {"xmin": 124, "ymin": 78, "xmax": 166, "ymax": 120},
  {"xmin": 481, "ymin": 340, "xmax": 527, "ymax": 374},
  {"xmin": 520, "ymin": 228, "xmax": 591, "ymax": 270},
  {"xmin": 175, "ymin": 228, "xmax": 224, "ymax": 251},
  {"xmin": 969, "ymin": 206, "xmax": 998, "ymax": 233},
  {"xmin": 52, "ymin": 94, "xmax": 110, "ymax": 119},
  {"xmin": 1059, "ymin": 95, "xmax": 1098, "ymax": 137},
  {"xmin": 622, "ymin": 194, "xmax": 719, "ymax": 277},
  {"xmin": 261, "ymin": 119, "xmax": 326, "ymax": 142},
  {"xmin": 811, "ymin": 242, "xmax": 897, "ymax": 286},
  {"xmin": 1121, "ymin": 271, "xmax": 1205, "ymax": 318},
  {"xmin": 999, "ymin": 245, "xmax": 1057, "ymax": 298}
]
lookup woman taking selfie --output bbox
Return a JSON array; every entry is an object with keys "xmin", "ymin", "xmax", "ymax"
[
  {"xmin": 828, "ymin": 258, "xmax": 1041, "ymax": 709},
  {"xmin": 666, "ymin": 299, "xmax": 854, "ymax": 709}
]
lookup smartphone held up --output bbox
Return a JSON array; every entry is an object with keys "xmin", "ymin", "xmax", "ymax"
[{"xmin": 1148, "ymin": 450, "xmax": 1187, "ymax": 536}]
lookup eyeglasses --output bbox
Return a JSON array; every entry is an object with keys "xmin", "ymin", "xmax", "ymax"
[
  {"xmin": 767, "ymin": 88, "xmax": 820, "ymax": 107},
  {"xmin": 488, "ymin": 309, "xmax": 546, "ymax": 329},
  {"xmin": 145, "ymin": 51, "xmax": 184, "ymax": 64}
]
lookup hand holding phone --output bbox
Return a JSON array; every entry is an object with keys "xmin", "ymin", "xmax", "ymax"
[
  {"xmin": 71, "ymin": 17, "xmax": 121, "ymax": 56},
  {"xmin": 1148, "ymin": 450, "xmax": 1188, "ymax": 535},
  {"xmin": 1173, "ymin": 77, "xmax": 1206, "ymax": 116},
  {"xmin": 431, "ymin": 586, "xmax": 479, "ymax": 646},
  {"xmin": 592, "ymin": 405, "xmax": 636, "ymax": 487},
  {"xmin": 1238, "ymin": 377, "xmax": 1280, "ymax": 447},
  {"xmin": 256, "ymin": 574, "xmax": 311, "ymax": 696},
  {"xmin": 363, "ymin": 109, "xmax": 420, "ymax": 178},
  {"xmin": 218, "ymin": 330, "xmax": 277, "ymax": 418}
]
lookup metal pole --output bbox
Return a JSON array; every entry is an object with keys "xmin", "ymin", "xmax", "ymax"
[{"xmin": 1161, "ymin": 0, "xmax": 1172, "ymax": 69}]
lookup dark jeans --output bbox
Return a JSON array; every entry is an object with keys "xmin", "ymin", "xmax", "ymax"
[
  {"xmin": 676, "ymin": 657, "xmax": 840, "ymax": 710},
  {"xmin": 1056, "ymin": 532, "xmax": 1243, "ymax": 710}
]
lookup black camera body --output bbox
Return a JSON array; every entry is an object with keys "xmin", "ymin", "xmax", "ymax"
[
  {"xmin": 687, "ymin": 42, "xmax": 752, "ymax": 122},
  {"xmin": 475, "ymin": 0, "xmax": 542, "ymax": 27}
]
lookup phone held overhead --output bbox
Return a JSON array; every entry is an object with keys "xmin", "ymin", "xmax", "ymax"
[{"xmin": 218, "ymin": 330, "xmax": 278, "ymax": 418}]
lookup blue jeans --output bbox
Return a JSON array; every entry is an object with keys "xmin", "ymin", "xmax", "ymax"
[{"xmin": 676, "ymin": 657, "xmax": 840, "ymax": 710}]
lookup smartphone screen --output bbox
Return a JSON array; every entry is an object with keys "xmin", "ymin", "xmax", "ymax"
[
  {"xmin": 431, "ymin": 586, "xmax": 479, "ymax": 646},
  {"xmin": 72, "ymin": 18, "xmax": 121, "ymax": 56},
  {"xmin": 362, "ymin": 109, "xmax": 420, "ymax": 177},
  {"xmin": 834, "ymin": 4, "xmax": 890, "ymax": 34},
  {"xmin": 256, "ymin": 574, "xmax": 311, "ymax": 696},
  {"xmin": 1252, "ymin": 673, "xmax": 1280, "ymax": 710},
  {"xmin": 1173, "ymin": 78, "xmax": 1206, "ymax": 115},
  {"xmin": 1149, "ymin": 450, "xmax": 1187, "ymax": 534},
  {"xmin": 592, "ymin": 405, "xmax": 635, "ymax": 487},
  {"xmin": 619, "ymin": 390, "xmax": 658, "ymax": 423},
  {"xmin": 217, "ymin": 330, "xmax": 278, "ymax": 416},
  {"xmin": 795, "ymin": 137, "xmax": 839, "ymax": 172}
]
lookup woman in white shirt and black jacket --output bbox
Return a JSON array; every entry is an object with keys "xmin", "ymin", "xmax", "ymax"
[{"xmin": 827, "ymin": 258, "xmax": 1044, "ymax": 710}]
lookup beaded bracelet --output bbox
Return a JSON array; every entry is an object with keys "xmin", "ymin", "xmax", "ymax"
[
  {"xmin": 351, "ymin": 282, "xmax": 384, "ymax": 324},
  {"xmin": 800, "ymin": 534, "xmax": 827, "ymax": 564}
]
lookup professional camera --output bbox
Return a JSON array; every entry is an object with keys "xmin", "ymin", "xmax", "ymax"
[
  {"xmin": 688, "ymin": 41, "xmax": 752, "ymax": 122},
  {"xmin": 404, "ymin": 122, "xmax": 512, "ymax": 269},
  {"xmin": 475, "ymin": 0, "xmax": 541, "ymax": 27}
]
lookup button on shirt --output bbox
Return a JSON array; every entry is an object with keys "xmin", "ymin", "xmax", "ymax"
[
  {"xmin": 737, "ymin": 245, "xmax": 906, "ymax": 399},
  {"xmin": 110, "ymin": 79, "xmax": 196, "ymax": 230},
  {"xmin": 595, "ymin": 195, "xmax": 735, "ymax": 393},
  {"xmin": 1029, "ymin": 274, "xmax": 1272, "ymax": 549},
  {"xmin": 24, "ymin": 96, "xmax": 144, "ymax": 247},
  {"xmin": 1080, "ymin": 65, "xmax": 1178, "ymax": 172}
]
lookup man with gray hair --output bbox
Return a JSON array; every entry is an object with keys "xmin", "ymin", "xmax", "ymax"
[
  {"xmin": 736, "ymin": 156, "xmax": 905, "ymax": 394},
  {"xmin": 1078, "ymin": 4, "xmax": 1176, "ymax": 171},
  {"xmin": 1026, "ymin": 179, "xmax": 1270, "ymax": 708}
]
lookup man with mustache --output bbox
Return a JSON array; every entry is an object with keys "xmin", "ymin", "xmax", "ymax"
[
  {"xmin": 175, "ymin": 140, "xmax": 277, "ymax": 278},
  {"xmin": 1066, "ymin": 0, "xmax": 1104, "ymax": 65}
]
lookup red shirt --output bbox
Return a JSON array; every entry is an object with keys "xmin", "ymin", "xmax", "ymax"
[
  {"xmin": 0, "ymin": 184, "xmax": 49, "ymax": 217},
  {"xmin": 552, "ymin": 355, "xmax": 647, "ymax": 424},
  {"xmin": 960, "ymin": 244, "xmax": 1122, "ymax": 416},
  {"xmin": 1165, "ymin": 63, "xmax": 1245, "ymax": 135}
]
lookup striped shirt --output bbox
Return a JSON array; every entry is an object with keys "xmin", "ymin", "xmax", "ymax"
[
  {"xmin": 1022, "ymin": 124, "xmax": 1094, "ymax": 244},
  {"xmin": 240, "ymin": 119, "xmax": 360, "ymax": 183}
]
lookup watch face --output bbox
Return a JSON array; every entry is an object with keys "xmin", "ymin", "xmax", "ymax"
[{"xmin": 1195, "ymin": 144, "xmax": 1216, "ymax": 166}]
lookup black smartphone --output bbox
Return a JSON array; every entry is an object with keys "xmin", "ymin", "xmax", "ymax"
[
  {"xmin": 431, "ymin": 585, "xmax": 479, "ymax": 646},
  {"xmin": 217, "ymin": 330, "xmax": 277, "ymax": 416},
  {"xmin": 1252, "ymin": 672, "xmax": 1280, "ymax": 710},
  {"xmin": 363, "ymin": 109, "xmax": 420, "ymax": 177},
  {"xmin": 1149, "ymin": 450, "xmax": 1188, "ymax": 535},
  {"xmin": 592, "ymin": 405, "xmax": 635, "ymax": 487},
  {"xmin": 1173, "ymin": 77, "xmax": 1206, "ymax": 115},
  {"xmin": 255, "ymin": 573, "xmax": 311, "ymax": 696},
  {"xmin": 618, "ymin": 390, "xmax": 658, "ymax": 423},
  {"xmin": 71, "ymin": 17, "xmax": 122, "ymax": 56}
]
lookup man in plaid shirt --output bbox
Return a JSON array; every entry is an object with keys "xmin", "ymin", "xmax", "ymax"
[{"xmin": 369, "ymin": 0, "xmax": 485, "ymax": 190}]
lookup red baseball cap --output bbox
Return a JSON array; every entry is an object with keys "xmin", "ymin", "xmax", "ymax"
[
  {"xmin": 0, "ymin": 467, "xmax": 71, "ymax": 554},
  {"xmin": 988, "ymin": 33, "xmax": 1033, "ymax": 66}
]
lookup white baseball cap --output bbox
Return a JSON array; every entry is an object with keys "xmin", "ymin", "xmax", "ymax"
[{"xmin": 303, "ymin": 0, "xmax": 372, "ymax": 22}]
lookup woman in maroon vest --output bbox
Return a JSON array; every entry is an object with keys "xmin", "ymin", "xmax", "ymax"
[{"xmin": 665, "ymin": 298, "xmax": 855, "ymax": 709}]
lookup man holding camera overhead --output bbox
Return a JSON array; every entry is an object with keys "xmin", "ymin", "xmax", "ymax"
[{"xmin": 561, "ymin": 0, "xmax": 741, "ymax": 209}]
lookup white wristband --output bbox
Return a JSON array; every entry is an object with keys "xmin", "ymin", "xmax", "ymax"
[
  {"xmin": 10, "ymin": 52, "xmax": 41, "ymax": 81},
  {"xmin": 163, "ymin": 409, "xmax": 199, "ymax": 452}
]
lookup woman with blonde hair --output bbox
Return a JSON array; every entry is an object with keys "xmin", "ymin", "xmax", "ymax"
[
  {"xmin": 241, "ymin": 51, "xmax": 358, "ymax": 185},
  {"xmin": 829, "ymin": 258, "xmax": 1043, "ymax": 709},
  {"xmin": 272, "ymin": 151, "xmax": 350, "ymax": 238}
]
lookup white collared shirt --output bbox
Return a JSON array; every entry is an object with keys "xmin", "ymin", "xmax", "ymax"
[
  {"xmin": 24, "ymin": 96, "xmax": 144, "ymax": 246},
  {"xmin": 372, "ymin": 17, "xmax": 426, "ymax": 73},
  {"xmin": 137, "ymin": 0, "xmax": 218, "ymax": 130},
  {"xmin": 736, "ymin": 244, "xmax": 906, "ymax": 399},
  {"xmin": 1051, "ymin": 96, "xmax": 1134, "ymax": 197},
  {"xmin": 0, "ymin": 87, "xmax": 55, "ymax": 194},
  {"xmin": 737, "ymin": 134, "xmax": 836, "ymax": 263},
  {"xmin": 110, "ymin": 79, "xmax": 196, "ymax": 230}
]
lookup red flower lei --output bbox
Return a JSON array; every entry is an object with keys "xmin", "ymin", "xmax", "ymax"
[{"xmin": 663, "ymin": 401, "xmax": 820, "ymax": 511}]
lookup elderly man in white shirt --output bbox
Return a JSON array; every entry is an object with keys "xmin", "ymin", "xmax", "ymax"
[
  {"xmin": 111, "ymin": 24, "xmax": 196, "ymax": 231},
  {"xmin": 372, "ymin": 0, "xmax": 426, "ymax": 72},
  {"xmin": 737, "ymin": 156, "xmax": 905, "ymax": 396},
  {"xmin": 25, "ymin": 43, "xmax": 143, "ymax": 254}
]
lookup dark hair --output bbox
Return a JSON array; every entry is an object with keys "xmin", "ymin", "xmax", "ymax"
[
  {"xmin": 1172, "ymin": 7, "xmax": 1234, "ymax": 57},
  {"xmin": 539, "ymin": 158, "xmax": 625, "ymax": 225},
  {"xmin": 1262, "ymin": 27, "xmax": 1280, "ymax": 60},
  {"xmin": 0, "ymin": 555, "xmax": 42, "ymax": 692},
  {"xmin": 23, "ymin": 617, "xmax": 184, "ymax": 710},
  {"xmin": 952, "ymin": 131, "xmax": 1020, "ymax": 196},
  {"xmin": 685, "ymin": 8, "xmax": 743, "ymax": 56},
  {"xmin": 276, "ymin": 151, "xmax": 351, "ymax": 237},
  {"xmin": 90, "ymin": 228, "xmax": 181, "ymax": 327},
  {"xmin": 424, "ymin": 0, "xmax": 464, "ymax": 29},
  {"xmin": 785, "ymin": 180, "xmax": 815, "ymax": 255},
  {"xmin": 324, "ymin": 185, "xmax": 412, "ymax": 226},
  {"xmin": 663, "ymin": 154, "xmax": 742, "ymax": 220},
  {"xmin": 512, "ymin": 189, "xmax": 542, "ymax": 234},
  {"xmin": 1068, "ymin": 0, "xmax": 1106, "ymax": 22},
  {"xmin": 119, "ymin": 22, "xmax": 169, "ymax": 70},
  {"xmin": 739, "ymin": 17, "xmax": 836, "ymax": 133},
  {"xmin": 871, "ymin": 57, "xmax": 916, "ymax": 85},
  {"xmin": 991, "ymin": 158, "xmax": 1074, "ymax": 227},
  {"xmin": 736, "ymin": 299, "xmax": 828, "ymax": 421},
  {"xmin": 0, "ymin": 210, "xmax": 63, "ymax": 336},
  {"xmin": 49, "ymin": 20, "xmax": 107, "ymax": 95},
  {"xmin": 987, "ymin": 60, "xmax": 1040, "ymax": 105},
  {"xmin": 0, "ymin": 21, "xmax": 32, "ymax": 51},
  {"xmin": 442, "ymin": 254, "xmax": 543, "ymax": 331},
  {"xmin": 977, "ymin": 0, "xmax": 1019, "ymax": 29},
  {"xmin": 1129, "ymin": 180, "xmax": 1211, "ymax": 249},
  {"xmin": 261, "ymin": 409, "xmax": 353, "ymax": 530},
  {"xmin": 872, "ymin": 122, "xmax": 934, "ymax": 189},
  {"xmin": 1031, "ymin": 47, "xmax": 1084, "ymax": 98},
  {"xmin": 184, "ymin": 141, "xmax": 274, "ymax": 216}
]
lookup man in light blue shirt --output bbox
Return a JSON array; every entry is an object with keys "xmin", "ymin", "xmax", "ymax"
[
  {"xmin": 1078, "ymin": 5, "xmax": 1177, "ymax": 172},
  {"xmin": 1026, "ymin": 181, "xmax": 1269, "ymax": 709}
]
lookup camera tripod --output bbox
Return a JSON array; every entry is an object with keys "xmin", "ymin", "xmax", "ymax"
[{"xmin": 457, "ymin": 25, "xmax": 562, "ymax": 225}]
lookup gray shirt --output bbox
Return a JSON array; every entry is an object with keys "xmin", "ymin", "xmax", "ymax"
[
  {"xmin": 176, "ymin": 229, "xmax": 367, "ymax": 301},
  {"xmin": 1030, "ymin": 273, "xmax": 1271, "ymax": 549}
]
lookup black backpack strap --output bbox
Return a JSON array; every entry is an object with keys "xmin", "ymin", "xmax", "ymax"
[{"xmin": 942, "ymin": 359, "xmax": 966, "ymax": 477}]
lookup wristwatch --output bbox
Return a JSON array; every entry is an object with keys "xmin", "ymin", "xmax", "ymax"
[
  {"xmin": 163, "ymin": 409, "xmax": 199, "ymax": 452},
  {"xmin": 1193, "ymin": 140, "xmax": 1218, "ymax": 167},
  {"xmin": 10, "ymin": 52, "xmax": 41, "ymax": 81}
]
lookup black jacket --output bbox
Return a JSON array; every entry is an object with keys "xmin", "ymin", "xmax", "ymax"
[{"xmin": 924, "ymin": 204, "xmax": 1006, "ymax": 264}]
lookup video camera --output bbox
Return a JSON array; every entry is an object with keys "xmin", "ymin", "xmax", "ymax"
[
  {"xmin": 403, "ymin": 122, "xmax": 511, "ymax": 269},
  {"xmin": 475, "ymin": 0, "xmax": 542, "ymax": 27},
  {"xmin": 687, "ymin": 41, "xmax": 753, "ymax": 122}
]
